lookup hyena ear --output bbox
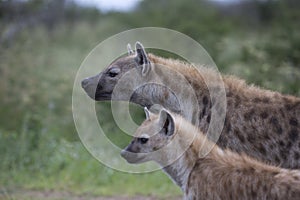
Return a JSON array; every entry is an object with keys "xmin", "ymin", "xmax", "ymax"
[
  {"xmin": 135, "ymin": 42, "xmax": 151, "ymax": 76},
  {"xmin": 127, "ymin": 43, "xmax": 134, "ymax": 55},
  {"xmin": 144, "ymin": 107, "xmax": 156, "ymax": 120},
  {"xmin": 144, "ymin": 107, "xmax": 150, "ymax": 120},
  {"xmin": 158, "ymin": 109, "xmax": 175, "ymax": 136}
]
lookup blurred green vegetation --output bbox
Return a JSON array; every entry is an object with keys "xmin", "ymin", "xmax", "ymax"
[{"xmin": 0, "ymin": 0, "xmax": 300, "ymax": 198}]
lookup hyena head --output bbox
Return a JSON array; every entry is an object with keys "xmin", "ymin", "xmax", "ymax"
[
  {"xmin": 121, "ymin": 108, "xmax": 176, "ymax": 164},
  {"xmin": 81, "ymin": 42, "xmax": 152, "ymax": 101}
]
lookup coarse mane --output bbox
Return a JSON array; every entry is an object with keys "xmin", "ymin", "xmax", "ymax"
[
  {"xmin": 148, "ymin": 53, "xmax": 219, "ymax": 83},
  {"xmin": 148, "ymin": 53, "xmax": 289, "ymax": 101}
]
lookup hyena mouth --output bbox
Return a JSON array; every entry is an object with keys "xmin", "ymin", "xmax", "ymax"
[
  {"xmin": 95, "ymin": 91, "xmax": 112, "ymax": 101},
  {"xmin": 120, "ymin": 151, "xmax": 146, "ymax": 164}
]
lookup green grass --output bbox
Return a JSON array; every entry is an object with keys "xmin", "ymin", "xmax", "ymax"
[{"xmin": 0, "ymin": 128, "xmax": 181, "ymax": 198}]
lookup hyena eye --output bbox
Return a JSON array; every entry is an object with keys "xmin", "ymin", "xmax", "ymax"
[
  {"xmin": 107, "ymin": 68, "xmax": 120, "ymax": 78},
  {"xmin": 108, "ymin": 71, "xmax": 118, "ymax": 77},
  {"xmin": 139, "ymin": 137, "xmax": 149, "ymax": 144}
]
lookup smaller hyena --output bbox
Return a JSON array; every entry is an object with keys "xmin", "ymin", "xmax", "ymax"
[{"xmin": 121, "ymin": 108, "xmax": 300, "ymax": 200}]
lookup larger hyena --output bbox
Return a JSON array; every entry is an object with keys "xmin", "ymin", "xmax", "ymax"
[
  {"xmin": 121, "ymin": 108, "xmax": 300, "ymax": 200},
  {"xmin": 82, "ymin": 42, "xmax": 300, "ymax": 169}
]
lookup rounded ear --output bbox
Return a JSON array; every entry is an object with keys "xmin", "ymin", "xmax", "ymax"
[
  {"xmin": 127, "ymin": 43, "xmax": 134, "ymax": 55},
  {"xmin": 159, "ymin": 109, "xmax": 175, "ymax": 136},
  {"xmin": 144, "ymin": 107, "xmax": 150, "ymax": 120},
  {"xmin": 135, "ymin": 41, "xmax": 151, "ymax": 76},
  {"xmin": 144, "ymin": 107, "xmax": 155, "ymax": 120}
]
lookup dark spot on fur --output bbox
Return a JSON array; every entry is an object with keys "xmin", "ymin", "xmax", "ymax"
[
  {"xmin": 228, "ymin": 191, "xmax": 234, "ymax": 199},
  {"xmin": 260, "ymin": 112, "xmax": 268, "ymax": 119},
  {"xmin": 274, "ymin": 155, "xmax": 280, "ymax": 163},
  {"xmin": 235, "ymin": 96, "xmax": 241, "ymax": 108},
  {"xmin": 199, "ymin": 107, "xmax": 207, "ymax": 121},
  {"xmin": 256, "ymin": 180, "xmax": 262, "ymax": 187},
  {"xmin": 285, "ymin": 103, "xmax": 293, "ymax": 111},
  {"xmin": 286, "ymin": 141, "xmax": 292, "ymax": 149},
  {"xmin": 226, "ymin": 122, "xmax": 231, "ymax": 132},
  {"xmin": 289, "ymin": 129, "xmax": 299, "ymax": 141},
  {"xmin": 286, "ymin": 185, "xmax": 291, "ymax": 193},
  {"xmin": 253, "ymin": 98, "xmax": 260, "ymax": 103},
  {"xmin": 269, "ymin": 116, "xmax": 278, "ymax": 125},
  {"xmin": 226, "ymin": 92, "xmax": 233, "ymax": 97},
  {"xmin": 247, "ymin": 167, "xmax": 255, "ymax": 173},
  {"xmin": 227, "ymin": 179, "xmax": 232, "ymax": 188},
  {"xmin": 206, "ymin": 114, "xmax": 211, "ymax": 123},
  {"xmin": 291, "ymin": 191, "xmax": 299, "ymax": 199},
  {"xmin": 276, "ymin": 126, "xmax": 283, "ymax": 135},
  {"xmin": 280, "ymin": 149, "xmax": 289, "ymax": 158},
  {"xmin": 227, "ymin": 99, "xmax": 232, "ymax": 107},
  {"xmin": 279, "ymin": 108, "xmax": 285, "ymax": 117},
  {"xmin": 258, "ymin": 145, "xmax": 266, "ymax": 155},
  {"xmin": 291, "ymin": 165, "xmax": 299, "ymax": 170},
  {"xmin": 290, "ymin": 118, "xmax": 298, "ymax": 126},
  {"xmin": 247, "ymin": 134, "xmax": 256, "ymax": 143},
  {"xmin": 200, "ymin": 108, "xmax": 206, "ymax": 119},
  {"xmin": 223, "ymin": 116, "xmax": 232, "ymax": 133},
  {"xmin": 203, "ymin": 96, "xmax": 209, "ymax": 105},
  {"xmin": 217, "ymin": 135, "xmax": 228, "ymax": 148},
  {"xmin": 285, "ymin": 100, "xmax": 300, "ymax": 112},
  {"xmin": 295, "ymin": 152, "xmax": 300, "ymax": 160},
  {"xmin": 251, "ymin": 190, "xmax": 257, "ymax": 199},
  {"xmin": 263, "ymin": 133, "xmax": 270, "ymax": 140},
  {"xmin": 271, "ymin": 171, "xmax": 279, "ymax": 176},
  {"xmin": 263, "ymin": 185, "xmax": 268, "ymax": 192},
  {"xmin": 279, "ymin": 141, "xmax": 285, "ymax": 147},
  {"xmin": 191, "ymin": 80, "xmax": 201, "ymax": 91},
  {"xmin": 244, "ymin": 109, "xmax": 255, "ymax": 120},
  {"xmin": 235, "ymin": 130, "xmax": 245, "ymax": 143},
  {"xmin": 152, "ymin": 146, "xmax": 159, "ymax": 151},
  {"xmin": 262, "ymin": 97, "xmax": 270, "ymax": 103},
  {"xmin": 269, "ymin": 117, "xmax": 283, "ymax": 135}
]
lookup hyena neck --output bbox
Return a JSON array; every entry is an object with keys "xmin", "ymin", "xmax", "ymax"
[
  {"xmin": 162, "ymin": 147, "xmax": 198, "ymax": 191},
  {"xmin": 130, "ymin": 78, "xmax": 210, "ymax": 126},
  {"xmin": 160, "ymin": 117, "xmax": 210, "ymax": 191},
  {"xmin": 130, "ymin": 83, "xmax": 182, "ymax": 114}
]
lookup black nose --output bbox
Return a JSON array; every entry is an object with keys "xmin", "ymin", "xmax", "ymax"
[{"xmin": 81, "ymin": 78, "xmax": 89, "ymax": 88}]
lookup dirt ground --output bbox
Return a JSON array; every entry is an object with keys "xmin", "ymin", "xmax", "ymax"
[{"xmin": 0, "ymin": 189, "xmax": 181, "ymax": 200}]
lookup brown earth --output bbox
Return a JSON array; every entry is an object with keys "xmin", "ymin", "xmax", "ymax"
[{"xmin": 0, "ymin": 189, "xmax": 181, "ymax": 200}]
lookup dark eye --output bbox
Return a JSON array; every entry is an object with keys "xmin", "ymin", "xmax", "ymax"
[
  {"xmin": 139, "ymin": 137, "xmax": 148, "ymax": 144},
  {"xmin": 108, "ymin": 71, "xmax": 118, "ymax": 77},
  {"xmin": 107, "ymin": 68, "xmax": 120, "ymax": 78}
]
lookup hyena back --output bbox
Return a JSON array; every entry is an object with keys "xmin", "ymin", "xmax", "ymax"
[
  {"xmin": 82, "ymin": 42, "xmax": 300, "ymax": 169},
  {"xmin": 121, "ymin": 108, "xmax": 300, "ymax": 200}
]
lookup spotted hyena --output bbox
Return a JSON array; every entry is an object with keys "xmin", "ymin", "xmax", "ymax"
[
  {"xmin": 82, "ymin": 42, "xmax": 300, "ymax": 169},
  {"xmin": 121, "ymin": 108, "xmax": 300, "ymax": 200}
]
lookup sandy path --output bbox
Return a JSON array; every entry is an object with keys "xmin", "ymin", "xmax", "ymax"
[{"xmin": 0, "ymin": 189, "xmax": 181, "ymax": 200}]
